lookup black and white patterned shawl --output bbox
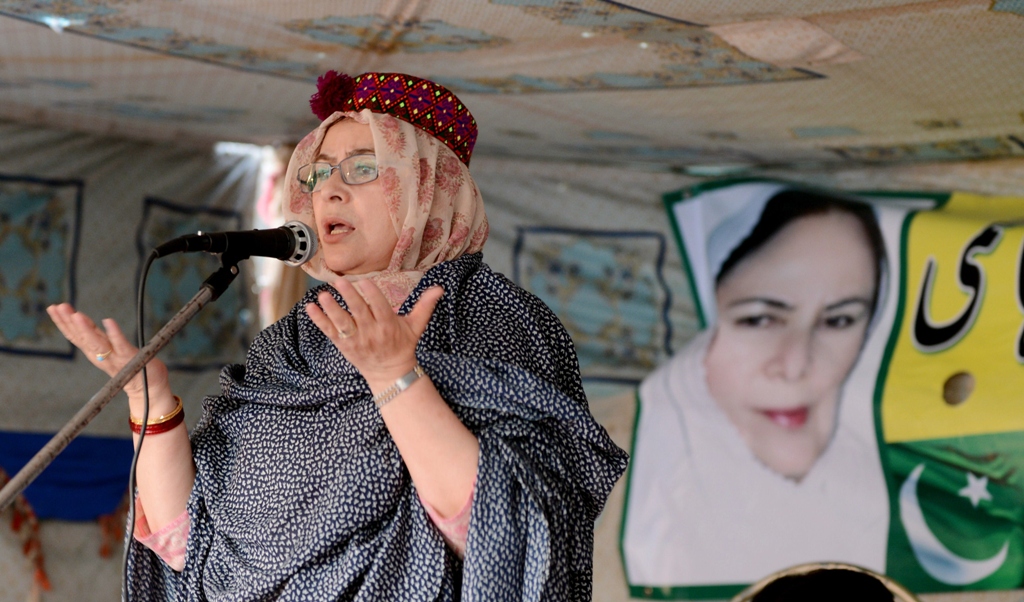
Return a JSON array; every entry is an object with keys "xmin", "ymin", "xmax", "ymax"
[{"xmin": 127, "ymin": 253, "xmax": 629, "ymax": 601}]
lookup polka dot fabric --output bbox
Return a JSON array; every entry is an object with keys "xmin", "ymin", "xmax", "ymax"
[{"xmin": 126, "ymin": 253, "xmax": 629, "ymax": 601}]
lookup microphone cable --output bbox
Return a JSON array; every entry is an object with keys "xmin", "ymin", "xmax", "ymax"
[
  {"xmin": 118, "ymin": 223, "xmax": 312, "ymax": 597},
  {"xmin": 122, "ymin": 248, "xmax": 158, "ymax": 601}
]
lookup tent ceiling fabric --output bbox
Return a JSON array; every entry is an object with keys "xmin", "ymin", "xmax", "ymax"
[{"xmin": 0, "ymin": 0, "xmax": 1022, "ymax": 171}]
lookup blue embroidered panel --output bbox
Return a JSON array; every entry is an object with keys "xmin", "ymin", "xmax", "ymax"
[
  {"xmin": 285, "ymin": 15, "xmax": 509, "ymax": 53},
  {"xmin": 832, "ymin": 135, "xmax": 1024, "ymax": 162},
  {"xmin": 992, "ymin": 0, "xmax": 1024, "ymax": 17},
  {"xmin": 513, "ymin": 227, "xmax": 672, "ymax": 383},
  {"xmin": 434, "ymin": 0, "xmax": 817, "ymax": 93},
  {"xmin": 0, "ymin": 174, "xmax": 82, "ymax": 359},
  {"xmin": 0, "ymin": 0, "xmax": 320, "ymax": 79},
  {"xmin": 136, "ymin": 198, "xmax": 251, "ymax": 371}
]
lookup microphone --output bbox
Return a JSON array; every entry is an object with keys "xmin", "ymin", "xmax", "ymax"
[{"xmin": 153, "ymin": 220, "xmax": 318, "ymax": 266}]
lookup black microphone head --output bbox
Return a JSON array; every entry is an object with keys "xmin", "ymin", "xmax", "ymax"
[{"xmin": 282, "ymin": 221, "xmax": 318, "ymax": 267}]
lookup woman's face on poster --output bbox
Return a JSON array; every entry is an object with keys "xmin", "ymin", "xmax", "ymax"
[{"xmin": 704, "ymin": 211, "xmax": 877, "ymax": 481}]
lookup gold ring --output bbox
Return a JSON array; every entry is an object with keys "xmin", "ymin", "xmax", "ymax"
[
  {"xmin": 338, "ymin": 328, "xmax": 353, "ymax": 340},
  {"xmin": 96, "ymin": 349, "xmax": 112, "ymax": 362}
]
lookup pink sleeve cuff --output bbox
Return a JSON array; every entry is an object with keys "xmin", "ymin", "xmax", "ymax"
[
  {"xmin": 133, "ymin": 497, "xmax": 188, "ymax": 572},
  {"xmin": 419, "ymin": 481, "xmax": 475, "ymax": 559}
]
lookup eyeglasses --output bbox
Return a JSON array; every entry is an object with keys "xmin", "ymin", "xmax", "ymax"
[{"xmin": 296, "ymin": 154, "xmax": 378, "ymax": 193}]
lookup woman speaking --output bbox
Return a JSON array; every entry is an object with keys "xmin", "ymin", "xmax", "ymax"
[{"xmin": 48, "ymin": 70, "xmax": 628, "ymax": 601}]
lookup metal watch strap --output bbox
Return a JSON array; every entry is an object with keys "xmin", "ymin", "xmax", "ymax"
[{"xmin": 373, "ymin": 364, "xmax": 426, "ymax": 409}]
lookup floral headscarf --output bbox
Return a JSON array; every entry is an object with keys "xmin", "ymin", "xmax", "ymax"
[{"xmin": 283, "ymin": 108, "xmax": 489, "ymax": 308}]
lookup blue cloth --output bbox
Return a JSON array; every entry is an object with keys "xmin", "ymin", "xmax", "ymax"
[
  {"xmin": 0, "ymin": 431, "xmax": 132, "ymax": 520},
  {"xmin": 127, "ymin": 253, "xmax": 629, "ymax": 601}
]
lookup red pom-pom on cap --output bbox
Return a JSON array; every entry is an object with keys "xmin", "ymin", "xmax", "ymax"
[{"xmin": 310, "ymin": 70, "xmax": 355, "ymax": 120}]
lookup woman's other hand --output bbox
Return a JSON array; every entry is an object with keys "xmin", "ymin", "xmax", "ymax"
[
  {"xmin": 307, "ymin": 280, "xmax": 477, "ymax": 520},
  {"xmin": 305, "ymin": 280, "xmax": 443, "ymax": 388},
  {"xmin": 46, "ymin": 303, "xmax": 170, "ymax": 399}
]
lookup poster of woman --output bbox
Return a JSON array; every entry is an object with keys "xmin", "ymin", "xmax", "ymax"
[{"xmin": 621, "ymin": 181, "xmax": 1024, "ymax": 598}]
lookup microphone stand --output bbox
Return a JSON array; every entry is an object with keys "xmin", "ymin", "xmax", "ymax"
[{"xmin": 0, "ymin": 254, "xmax": 244, "ymax": 512}]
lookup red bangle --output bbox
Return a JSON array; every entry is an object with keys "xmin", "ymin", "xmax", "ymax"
[
  {"xmin": 129, "ymin": 396, "xmax": 185, "ymax": 435},
  {"xmin": 129, "ymin": 410, "xmax": 184, "ymax": 435}
]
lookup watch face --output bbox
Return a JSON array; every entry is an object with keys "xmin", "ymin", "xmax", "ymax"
[
  {"xmin": 374, "ymin": 366, "xmax": 426, "ymax": 409},
  {"xmin": 398, "ymin": 365, "xmax": 425, "ymax": 390}
]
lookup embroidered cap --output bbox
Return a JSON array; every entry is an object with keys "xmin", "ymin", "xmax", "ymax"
[{"xmin": 310, "ymin": 70, "xmax": 477, "ymax": 166}]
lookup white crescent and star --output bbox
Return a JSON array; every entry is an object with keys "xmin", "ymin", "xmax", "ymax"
[
  {"xmin": 959, "ymin": 472, "xmax": 993, "ymax": 508},
  {"xmin": 899, "ymin": 463, "xmax": 1008, "ymax": 585}
]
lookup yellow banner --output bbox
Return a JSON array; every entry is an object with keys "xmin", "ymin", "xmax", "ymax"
[{"xmin": 882, "ymin": 192, "xmax": 1024, "ymax": 442}]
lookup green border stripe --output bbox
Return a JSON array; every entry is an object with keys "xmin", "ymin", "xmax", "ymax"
[
  {"xmin": 619, "ymin": 390, "xmax": 642, "ymax": 589},
  {"xmin": 627, "ymin": 583, "xmax": 747, "ymax": 600}
]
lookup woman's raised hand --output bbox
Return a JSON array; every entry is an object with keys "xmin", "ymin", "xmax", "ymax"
[
  {"xmin": 305, "ymin": 279, "xmax": 444, "ymax": 388},
  {"xmin": 46, "ymin": 303, "xmax": 170, "ymax": 399}
]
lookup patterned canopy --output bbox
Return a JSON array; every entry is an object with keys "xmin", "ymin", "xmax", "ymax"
[{"xmin": 1, "ymin": 0, "xmax": 1022, "ymax": 171}]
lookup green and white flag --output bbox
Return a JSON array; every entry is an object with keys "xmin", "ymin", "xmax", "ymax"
[{"xmin": 877, "ymin": 191, "xmax": 1024, "ymax": 592}]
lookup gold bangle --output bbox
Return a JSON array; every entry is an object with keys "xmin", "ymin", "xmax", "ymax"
[{"xmin": 130, "ymin": 395, "xmax": 183, "ymax": 426}]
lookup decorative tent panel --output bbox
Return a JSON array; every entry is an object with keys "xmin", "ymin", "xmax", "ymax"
[{"xmin": 0, "ymin": 0, "xmax": 1020, "ymax": 171}]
